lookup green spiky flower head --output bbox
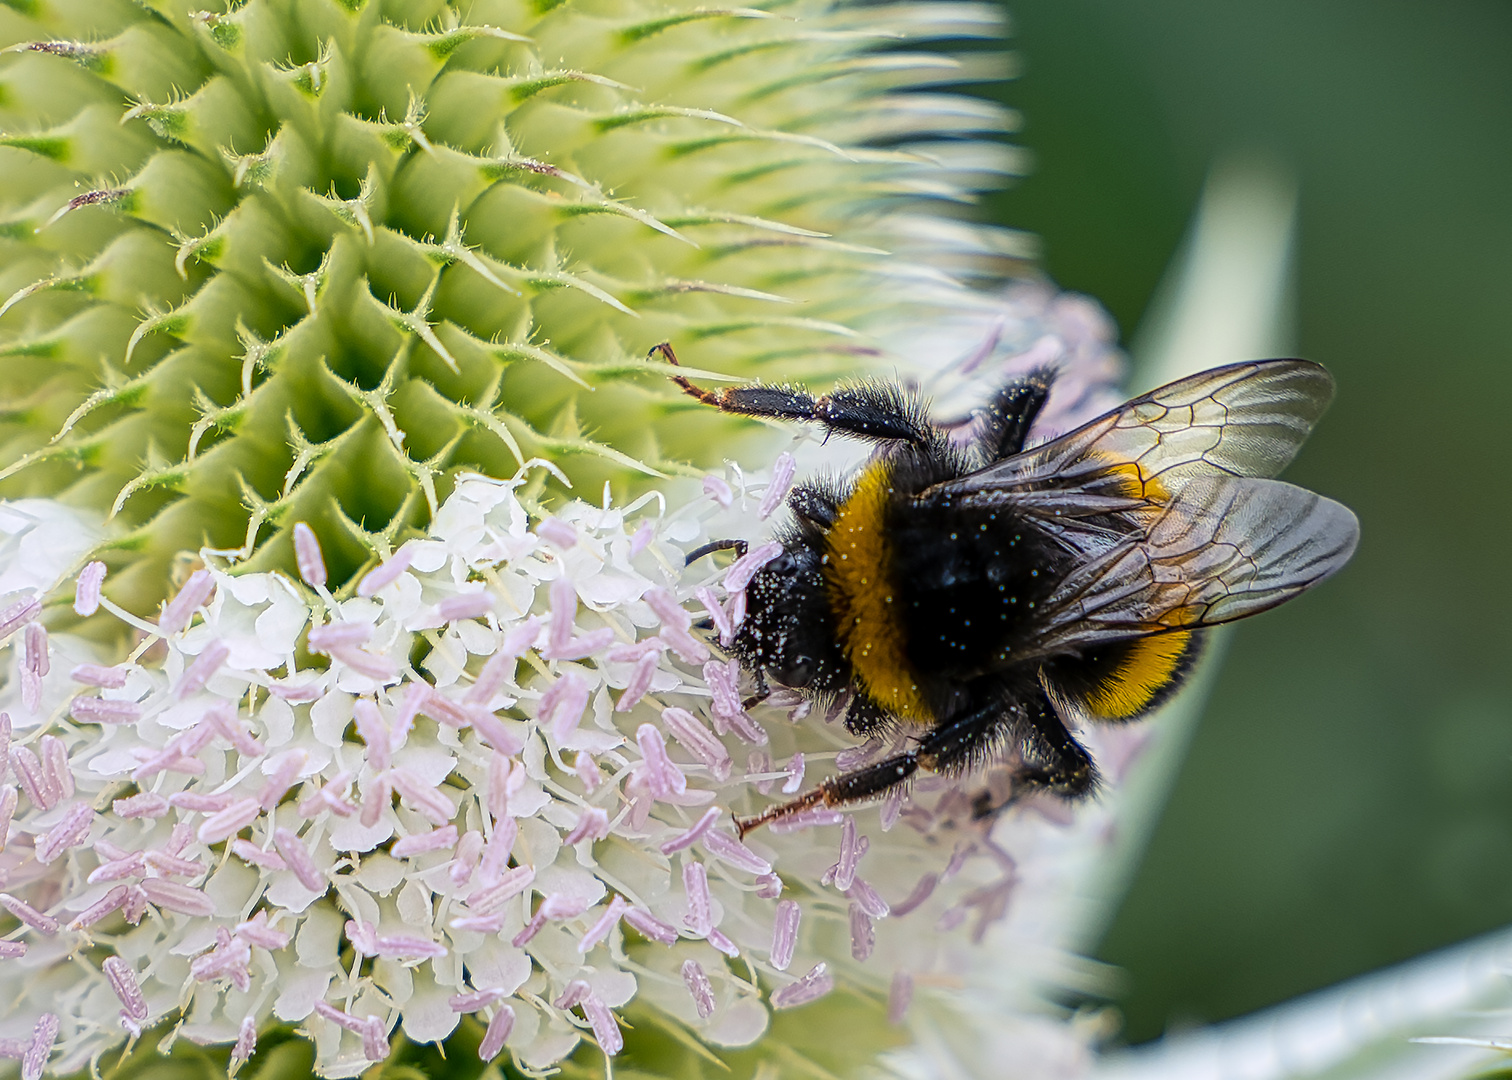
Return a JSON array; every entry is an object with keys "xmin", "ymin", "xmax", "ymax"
[{"xmin": 0, "ymin": 0, "xmax": 1024, "ymax": 615}]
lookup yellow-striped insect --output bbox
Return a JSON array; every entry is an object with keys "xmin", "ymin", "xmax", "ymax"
[{"xmin": 659, "ymin": 345, "xmax": 1359, "ymax": 836}]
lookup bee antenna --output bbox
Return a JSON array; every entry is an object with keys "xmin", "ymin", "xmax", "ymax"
[{"xmin": 684, "ymin": 538, "xmax": 749, "ymax": 567}]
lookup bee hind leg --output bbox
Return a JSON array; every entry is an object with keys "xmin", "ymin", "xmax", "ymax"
[{"xmin": 971, "ymin": 695, "xmax": 1099, "ymax": 819}]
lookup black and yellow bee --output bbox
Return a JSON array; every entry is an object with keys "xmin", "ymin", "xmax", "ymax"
[{"xmin": 655, "ymin": 344, "xmax": 1359, "ymax": 836}]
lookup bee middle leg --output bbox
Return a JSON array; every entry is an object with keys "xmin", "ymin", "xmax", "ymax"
[
  {"xmin": 734, "ymin": 695, "xmax": 1006, "ymax": 836},
  {"xmin": 978, "ymin": 369, "xmax": 1054, "ymax": 461}
]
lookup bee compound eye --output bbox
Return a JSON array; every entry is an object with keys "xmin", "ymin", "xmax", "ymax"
[{"xmin": 774, "ymin": 655, "xmax": 816, "ymax": 688}]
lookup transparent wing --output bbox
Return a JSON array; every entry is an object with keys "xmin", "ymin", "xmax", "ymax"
[
  {"xmin": 932, "ymin": 360, "xmax": 1337, "ymax": 508},
  {"xmin": 1015, "ymin": 476, "xmax": 1359, "ymax": 660}
]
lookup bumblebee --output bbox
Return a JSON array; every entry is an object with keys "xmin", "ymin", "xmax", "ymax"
[{"xmin": 654, "ymin": 344, "xmax": 1359, "ymax": 836}]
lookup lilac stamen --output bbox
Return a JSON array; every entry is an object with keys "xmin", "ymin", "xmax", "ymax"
[
  {"xmin": 464, "ymin": 864, "xmax": 534, "ymax": 914},
  {"xmin": 389, "ymin": 767, "xmax": 456, "ymax": 824},
  {"xmin": 888, "ymin": 970, "xmax": 913, "ymax": 1024},
  {"xmin": 170, "ymin": 790, "xmax": 232, "ymax": 812},
  {"xmin": 623, "ymin": 906, "xmax": 678, "ymax": 945},
  {"xmin": 357, "ymin": 543, "xmax": 415, "ymax": 596},
  {"xmin": 392, "ymin": 823, "xmax": 459, "ymax": 857},
  {"xmin": 782, "ymin": 753, "xmax": 805, "ymax": 794},
  {"xmin": 475, "ymin": 817, "xmax": 519, "ymax": 887},
  {"xmin": 70, "ymin": 662, "xmax": 128, "ymax": 688},
  {"xmin": 659, "ymin": 806, "xmax": 720, "ymax": 855},
  {"xmin": 88, "ymin": 851, "xmax": 145, "ymax": 883},
  {"xmin": 629, "ymin": 519, "xmax": 655, "ymax": 556},
  {"xmin": 682, "ymin": 959, "xmax": 716, "ymax": 1018},
  {"xmin": 682, "ymin": 861, "xmax": 712, "ymax": 936},
  {"xmin": 701, "ymin": 828, "xmax": 773, "ymax": 875},
  {"xmin": 478, "ymin": 1004, "xmax": 515, "ymax": 1060},
  {"xmin": 0, "ymin": 893, "xmax": 59, "ymax": 935},
  {"xmin": 660, "ymin": 707, "xmax": 732, "ymax": 781},
  {"xmin": 24, "ymin": 623, "xmax": 47, "ymax": 677},
  {"xmin": 636, "ymin": 723, "xmax": 686, "ymax": 798},
  {"xmin": 577, "ymin": 895, "xmax": 629, "ymax": 954},
  {"xmin": 235, "ymin": 911, "xmax": 291, "ymax": 949},
  {"xmin": 230, "ymin": 839, "xmax": 287, "ymax": 870},
  {"xmin": 707, "ymin": 928, "xmax": 739, "ymax": 957},
  {"xmin": 755, "ymin": 873, "xmax": 782, "ymax": 899},
  {"xmin": 695, "ymin": 586, "xmax": 732, "ymax": 642},
  {"xmin": 375, "ymin": 933, "xmax": 447, "ymax": 959},
  {"xmin": 564, "ymin": 806, "xmax": 609, "ymax": 845},
  {"xmin": 345, "ymin": 920, "xmax": 380, "ymax": 955},
  {"xmin": 140, "ymin": 878, "xmax": 216, "ymax": 916},
  {"xmin": 449, "ymin": 988, "xmax": 504, "ymax": 1012},
  {"xmin": 39, "ymin": 736, "xmax": 72, "ymax": 799},
  {"xmin": 0, "ymin": 595, "xmax": 40, "ymax": 641},
  {"xmin": 68, "ymin": 885, "xmax": 129, "ymax": 929},
  {"xmin": 574, "ymin": 752, "xmax": 603, "ymax": 792},
  {"xmin": 353, "ymin": 699, "xmax": 392, "ymax": 772},
  {"xmin": 293, "ymin": 522, "xmax": 328, "ymax": 588},
  {"xmin": 758, "ymin": 452, "xmax": 797, "ymax": 519},
  {"xmin": 849, "ymin": 902, "xmax": 874, "ymax": 961},
  {"xmin": 74, "ymin": 561, "xmax": 106, "ymax": 616},
  {"xmin": 144, "ymin": 850, "xmax": 206, "ymax": 878},
  {"xmin": 846, "ymin": 871, "xmax": 889, "ymax": 913},
  {"xmin": 260, "ymin": 749, "xmax": 308, "ymax": 810},
  {"xmin": 723, "ymin": 541, "xmax": 782, "ymax": 593},
  {"xmin": 205, "ymin": 701, "xmax": 263, "ymax": 756},
  {"xmin": 545, "ymin": 577, "xmax": 578, "ymax": 656},
  {"xmin": 890, "ymin": 872, "xmax": 937, "ymax": 917},
  {"xmin": 0, "ymin": 941, "xmax": 25, "ymax": 959},
  {"xmin": 702, "ymin": 474, "xmax": 733, "ymax": 508},
  {"xmin": 36, "ymin": 801, "xmax": 93, "ymax": 863},
  {"xmin": 770, "ymin": 900, "xmax": 800, "ymax": 971},
  {"xmin": 103, "ymin": 956, "xmax": 149, "ymax": 1020},
  {"xmin": 233, "ymin": 1017, "xmax": 258, "ymax": 1063},
  {"xmin": 307, "ymin": 621, "xmax": 372, "ymax": 651},
  {"xmin": 69, "ymin": 696, "xmax": 141, "ymax": 725},
  {"xmin": 272, "ymin": 827, "xmax": 325, "ymax": 892},
  {"xmin": 175, "ymin": 639, "xmax": 230, "ymax": 696},
  {"xmin": 771, "ymin": 963, "xmax": 833, "ymax": 1010},
  {"xmin": 581, "ymin": 992, "xmax": 623, "ymax": 1055},
  {"xmin": 539, "ymin": 672, "xmax": 589, "ymax": 740},
  {"xmin": 436, "ymin": 590, "xmax": 494, "ymax": 623},
  {"xmin": 113, "ymin": 791, "xmax": 169, "ymax": 818},
  {"xmin": 0, "ymin": 786, "xmax": 17, "ymax": 847},
  {"xmin": 22, "ymin": 1013, "xmax": 58, "ymax": 1080},
  {"xmin": 160, "ymin": 570, "xmax": 215, "ymax": 634},
  {"xmin": 614, "ymin": 652, "xmax": 658, "ymax": 712},
  {"xmin": 833, "ymin": 816, "xmax": 860, "ymax": 892}
]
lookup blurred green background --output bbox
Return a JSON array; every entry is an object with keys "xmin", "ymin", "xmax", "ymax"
[{"xmin": 987, "ymin": 0, "xmax": 1512, "ymax": 1046}]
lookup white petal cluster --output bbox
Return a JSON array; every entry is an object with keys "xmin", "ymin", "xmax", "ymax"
[{"xmin": 0, "ymin": 289, "xmax": 1130, "ymax": 1080}]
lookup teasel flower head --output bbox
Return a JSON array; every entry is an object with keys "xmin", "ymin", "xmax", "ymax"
[
  {"xmin": 0, "ymin": 0, "xmax": 1028, "ymax": 613},
  {"xmin": 0, "ymin": 0, "xmax": 1148, "ymax": 1075},
  {"xmin": 0, "ymin": 283, "xmax": 1130, "ymax": 1078}
]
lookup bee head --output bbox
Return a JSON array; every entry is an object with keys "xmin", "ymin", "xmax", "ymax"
[{"xmin": 732, "ymin": 546, "xmax": 843, "ymax": 692}]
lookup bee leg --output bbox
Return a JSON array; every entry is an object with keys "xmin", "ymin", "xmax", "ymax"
[
  {"xmin": 843, "ymin": 694, "xmax": 892, "ymax": 738},
  {"xmin": 735, "ymin": 696, "xmax": 1003, "ymax": 836},
  {"xmin": 742, "ymin": 669, "xmax": 770, "ymax": 711},
  {"xmin": 979, "ymin": 370, "xmax": 1054, "ymax": 461},
  {"xmin": 651, "ymin": 342, "xmax": 932, "ymax": 447},
  {"xmin": 733, "ymin": 751, "xmax": 922, "ymax": 838},
  {"xmin": 1012, "ymin": 695, "xmax": 1099, "ymax": 799}
]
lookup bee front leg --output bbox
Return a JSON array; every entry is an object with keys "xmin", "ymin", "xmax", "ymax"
[{"xmin": 650, "ymin": 342, "xmax": 932, "ymax": 448}]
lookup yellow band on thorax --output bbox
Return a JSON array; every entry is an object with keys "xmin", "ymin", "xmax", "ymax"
[{"xmin": 824, "ymin": 461, "xmax": 931, "ymax": 722}]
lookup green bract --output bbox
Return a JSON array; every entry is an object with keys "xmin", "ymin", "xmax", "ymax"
[{"xmin": 0, "ymin": 0, "xmax": 1023, "ymax": 613}]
